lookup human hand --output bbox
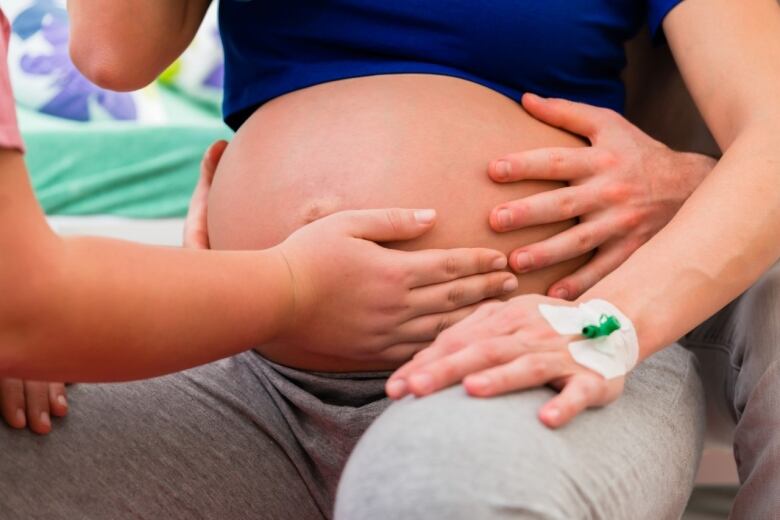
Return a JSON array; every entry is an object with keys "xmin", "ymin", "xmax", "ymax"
[
  {"xmin": 275, "ymin": 209, "xmax": 518, "ymax": 365},
  {"xmin": 386, "ymin": 294, "xmax": 625, "ymax": 428},
  {"xmin": 1, "ymin": 379, "xmax": 68, "ymax": 435},
  {"xmin": 489, "ymin": 94, "xmax": 716, "ymax": 300},
  {"xmin": 183, "ymin": 140, "xmax": 228, "ymax": 249}
]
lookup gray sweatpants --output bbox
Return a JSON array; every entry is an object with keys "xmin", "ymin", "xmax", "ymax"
[
  {"xmin": 681, "ymin": 261, "xmax": 780, "ymax": 519},
  {"xmin": 1, "ymin": 264, "xmax": 779, "ymax": 519}
]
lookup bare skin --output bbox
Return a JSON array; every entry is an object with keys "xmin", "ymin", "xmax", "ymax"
[{"xmin": 207, "ymin": 74, "xmax": 590, "ymax": 371}]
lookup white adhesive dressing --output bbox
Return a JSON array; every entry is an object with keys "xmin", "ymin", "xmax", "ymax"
[{"xmin": 538, "ymin": 299, "xmax": 639, "ymax": 379}]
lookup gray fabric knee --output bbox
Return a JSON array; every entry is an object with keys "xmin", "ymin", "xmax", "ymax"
[
  {"xmin": 335, "ymin": 345, "xmax": 705, "ymax": 520},
  {"xmin": 336, "ymin": 386, "xmax": 587, "ymax": 520}
]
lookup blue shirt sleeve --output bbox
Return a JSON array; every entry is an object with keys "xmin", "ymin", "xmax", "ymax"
[{"xmin": 648, "ymin": 0, "xmax": 686, "ymax": 37}]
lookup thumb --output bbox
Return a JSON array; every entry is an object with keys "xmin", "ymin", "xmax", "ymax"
[
  {"xmin": 333, "ymin": 208, "xmax": 437, "ymax": 242},
  {"xmin": 521, "ymin": 93, "xmax": 608, "ymax": 140},
  {"xmin": 202, "ymin": 140, "xmax": 229, "ymax": 185},
  {"xmin": 183, "ymin": 141, "xmax": 228, "ymax": 249}
]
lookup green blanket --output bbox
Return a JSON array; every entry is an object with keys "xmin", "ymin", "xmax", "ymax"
[{"xmin": 20, "ymin": 87, "xmax": 233, "ymax": 218}]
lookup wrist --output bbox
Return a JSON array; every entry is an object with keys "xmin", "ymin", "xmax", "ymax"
[
  {"xmin": 540, "ymin": 298, "xmax": 639, "ymax": 378},
  {"xmin": 259, "ymin": 246, "xmax": 298, "ymax": 342},
  {"xmin": 679, "ymin": 151, "xmax": 717, "ymax": 194},
  {"xmin": 576, "ymin": 288, "xmax": 663, "ymax": 363}
]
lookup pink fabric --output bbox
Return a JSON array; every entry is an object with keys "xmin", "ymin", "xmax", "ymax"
[{"xmin": 0, "ymin": 9, "xmax": 23, "ymax": 152}]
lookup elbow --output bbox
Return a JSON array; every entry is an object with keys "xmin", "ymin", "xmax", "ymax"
[{"xmin": 69, "ymin": 40, "xmax": 157, "ymax": 92}]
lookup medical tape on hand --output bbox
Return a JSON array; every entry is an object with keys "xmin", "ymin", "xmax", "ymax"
[{"xmin": 538, "ymin": 299, "xmax": 639, "ymax": 379}]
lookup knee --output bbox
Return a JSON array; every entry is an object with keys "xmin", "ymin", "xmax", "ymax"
[
  {"xmin": 335, "ymin": 387, "xmax": 590, "ymax": 520},
  {"xmin": 336, "ymin": 460, "xmax": 576, "ymax": 520}
]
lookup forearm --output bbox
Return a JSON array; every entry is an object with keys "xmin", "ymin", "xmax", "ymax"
[
  {"xmin": 3, "ymin": 237, "xmax": 292, "ymax": 382},
  {"xmin": 68, "ymin": 0, "xmax": 209, "ymax": 90},
  {"xmin": 583, "ymin": 125, "xmax": 780, "ymax": 357}
]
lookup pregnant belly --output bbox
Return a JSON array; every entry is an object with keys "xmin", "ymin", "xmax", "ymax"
[{"xmin": 208, "ymin": 74, "xmax": 588, "ymax": 371}]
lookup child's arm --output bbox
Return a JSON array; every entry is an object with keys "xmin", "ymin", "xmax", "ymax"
[
  {"xmin": 0, "ymin": 148, "xmax": 294, "ymax": 380},
  {"xmin": 0, "ymin": 142, "xmax": 510, "ymax": 435},
  {"xmin": 68, "ymin": 0, "xmax": 210, "ymax": 91},
  {"xmin": 1, "ymin": 149, "xmax": 512, "ymax": 383}
]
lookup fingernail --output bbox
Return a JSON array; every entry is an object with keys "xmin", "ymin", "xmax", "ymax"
[
  {"xmin": 503, "ymin": 277, "xmax": 519, "ymax": 293},
  {"xmin": 491, "ymin": 256, "xmax": 508, "ymax": 270},
  {"xmin": 514, "ymin": 252, "xmax": 533, "ymax": 272},
  {"xmin": 553, "ymin": 287, "xmax": 569, "ymax": 300},
  {"xmin": 467, "ymin": 375, "xmax": 490, "ymax": 392},
  {"xmin": 544, "ymin": 407, "xmax": 561, "ymax": 422},
  {"xmin": 57, "ymin": 395, "xmax": 68, "ymax": 408},
  {"xmin": 496, "ymin": 209, "xmax": 512, "ymax": 229},
  {"xmin": 40, "ymin": 411, "xmax": 50, "ymax": 428},
  {"xmin": 414, "ymin": 209, "xmax": 436, "ymax": 224},
  {"xmin": 409, "ymin": 373, "xmax": 434, "ymax": 394},
  {"xmin": 386, "ymin": 379, "xmax": 407, "ymax": 398},
  {"xmin": 495, "ymin": 160, "xmax": 511, "ymax": 179},
  {"xmin": 15, "ymin": 408, "xmax": 25, "ymax": 427}
]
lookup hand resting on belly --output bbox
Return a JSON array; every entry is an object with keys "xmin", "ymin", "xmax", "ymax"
[{"xmin": 207, "ymin": 74, "xmax": 590, "ymax": 371}]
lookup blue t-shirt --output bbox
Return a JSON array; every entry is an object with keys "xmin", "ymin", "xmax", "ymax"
[{"xmin": 219, "ymin": 0, "xmax": 683, "ymax": 130}]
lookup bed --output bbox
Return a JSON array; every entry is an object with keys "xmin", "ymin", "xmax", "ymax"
[{"xmin": 20, "ymin": 85, "xmax": 231, "ymax": 246}]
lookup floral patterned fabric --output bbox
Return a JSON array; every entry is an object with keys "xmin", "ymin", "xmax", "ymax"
[
  {"xmin": 158, "ymin": 3, "xmax": 224, "ymax": 110},
  {"xmin": 5, "ymin": 0, "xmax": 165, "ymax": 122}
]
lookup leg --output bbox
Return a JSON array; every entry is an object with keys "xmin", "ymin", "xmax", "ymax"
[
  {"xmin": 335, "ymin": 345, "xmax": 705, "ymax": 519},
  {"xmin": 685, "ymin": 262, "xmax": 780, "ymax": 518},
  {"xmin": 0, "ymin": 352, "xmax": 388, "ymax": 520}
]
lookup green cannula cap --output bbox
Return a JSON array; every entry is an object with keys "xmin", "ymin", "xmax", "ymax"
[{"xmin": 582, "ymin": 314, "xmax": 621, "ymax": 339}]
